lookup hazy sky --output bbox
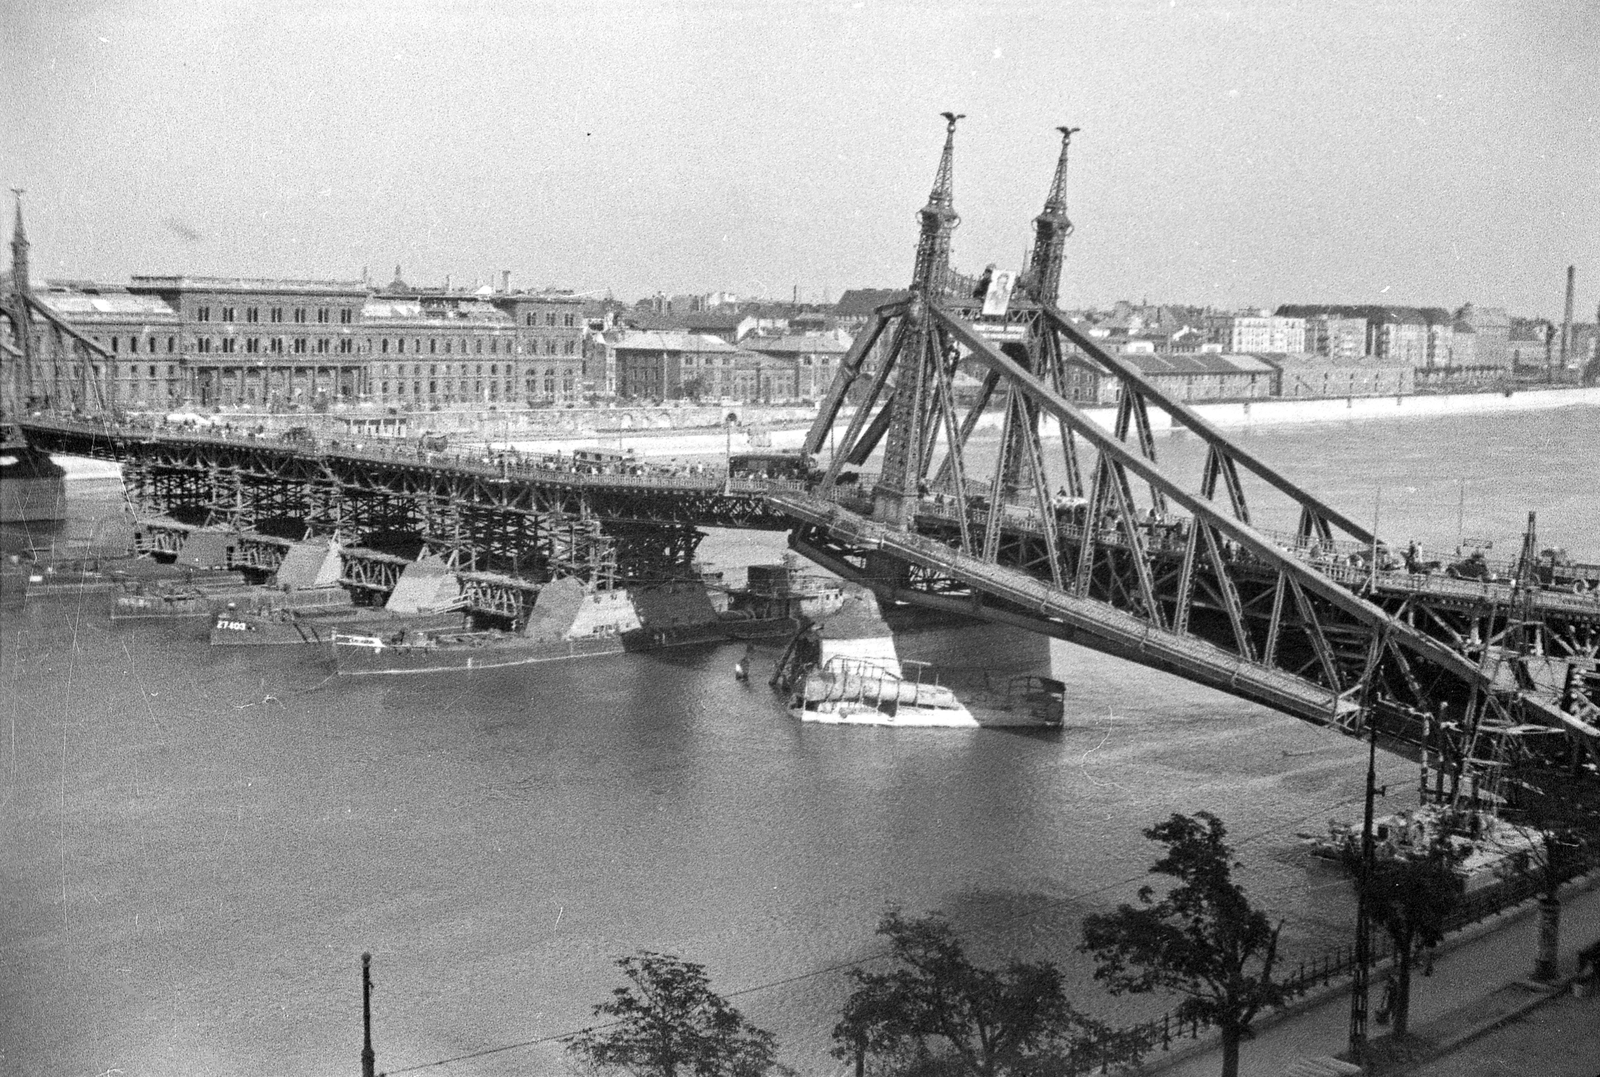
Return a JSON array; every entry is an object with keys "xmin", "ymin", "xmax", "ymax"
[{"xmin": 4, "ymin": 0, "xmax": 1596, "ymax": 314}]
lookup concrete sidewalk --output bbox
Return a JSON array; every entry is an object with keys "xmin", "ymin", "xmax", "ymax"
[{"xmin": 1140, "ymin": 874, "xmax": 1600, "ymax": 1076}]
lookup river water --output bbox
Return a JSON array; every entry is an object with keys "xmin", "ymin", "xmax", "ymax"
[{"xmin": 2, "ymin": 405, "xmax": 1596, "ymax": 1077}]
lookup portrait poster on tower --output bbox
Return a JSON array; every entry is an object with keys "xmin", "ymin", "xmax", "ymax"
[{"xmin": 981, "ymin": 269, "xmax": 1017, "ymax": 316}]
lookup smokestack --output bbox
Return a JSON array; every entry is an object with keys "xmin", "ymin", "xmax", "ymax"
[
  {"xmin": 502, "ymin": 269, "xmax": 511, "ymax": 294},
  {"xmin": 1560, "ymin": 265, "xmax": 1575, "ymax": 369}
]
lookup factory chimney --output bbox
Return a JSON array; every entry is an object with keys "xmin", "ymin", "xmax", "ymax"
[
  {"xmin": 1559, "ymin": 265, "xmax": 1575, "ymax": 370},
  {"xmin": 502, "ymin": 269, "xmax": 511, "ymax": 294}
]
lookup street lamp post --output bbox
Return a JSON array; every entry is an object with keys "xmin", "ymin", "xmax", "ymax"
[
  {"xmin": 361, "ymin": 952, "xmax": 376, "ymax": 1077},
  {"xmin": 1348, "ymin": 719, "xmax": 1381, "ymax": 1060}
]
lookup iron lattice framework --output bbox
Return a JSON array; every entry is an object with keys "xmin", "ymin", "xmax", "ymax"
[
  {"xmin": 17, "ymin": 418, "xmax": 796, "ymax": 625},
  {"xmin": 794, "ymin": 118, "xmax": 1599, "ymax": 794}
]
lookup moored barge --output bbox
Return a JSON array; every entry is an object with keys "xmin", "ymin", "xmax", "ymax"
[{"xmin": 331, "ymin": 560, "xmax": 842, "ymax": 676}]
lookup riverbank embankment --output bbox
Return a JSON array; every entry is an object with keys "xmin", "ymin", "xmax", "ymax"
[
  {"xmin": 47, "ymin": 384, "xmax": 1599, "ymax": 474},
  {"xmin": 508, "ymin": 384, "xmax": 1599, "ymax": 461}
]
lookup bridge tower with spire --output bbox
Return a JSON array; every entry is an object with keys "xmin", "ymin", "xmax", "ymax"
[{"xmin": 871, "ymin": 112, "xmax": 968, "ymax": 530}]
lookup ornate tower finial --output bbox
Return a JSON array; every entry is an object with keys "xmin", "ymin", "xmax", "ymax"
[
  {"xmin": 10, "ymin": 188, "xmax": 29, "ymax": 293},
  {"xmin": 912, "ymin": 113, "xmax": 965, "ymax": 294},
  {"xmin": 1025, "ymin": 126, "xmax": 1078, "ymax": 304}
]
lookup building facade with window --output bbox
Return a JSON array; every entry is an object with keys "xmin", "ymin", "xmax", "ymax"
[
  {"xmin": 603, "ymin": 330, "xmax": 799, "ymax": 402},
  {"xmin": 492, "ymin": 292, "xmax": 589, "ymax": 402},
  {"xmin": 361, "ymin": 297, "xmax": 519, "ymax": 409},
  {"xmin": 1214, "ymin": 313, "xmax": 1306, "ymax": 354},
  {"xmin": 29, "ymin": 284, "xmax": 183, "ymax": 409},
  {"xmin": 125, "ymin": 276, "xmax": 371, "ymax": 408},
  {"xmin": 738, "ymin": 330, "xmax": 853, "ymax": 401}
]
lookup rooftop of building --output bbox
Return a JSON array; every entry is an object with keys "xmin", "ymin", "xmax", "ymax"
[
  {"xmin": 361, "ymin": 299, "xmax": 515, "ymax": 325},
  {"xmin": 1124, "ymin": 352, "xmax": 1279, "ymax": 376},
  {"xmin": 1275, "ymin": 303, "xmax": 1452, "ymax": 326},
  {"xmin": 684, "ymin": 310, "xmax": 754, "ymax": 330},
  {"xmin": 128, "ymin": 274, "xmax": 370, "ymax": 296},
  {"xmin": 740, "ymin": 329, "xmax": 854, "ymax": 354},
  {"xmin": 33, "ymin": 285, "xmax": 181, "ymax": 321},
  {"xmin": 605, "ymin": 330, "xmax": 740, "ymax": 353}
]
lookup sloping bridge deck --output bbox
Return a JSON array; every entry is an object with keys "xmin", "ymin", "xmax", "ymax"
[{"xmin": 773, "ymin": 490, "xmax": 1351, "ymax": 728}]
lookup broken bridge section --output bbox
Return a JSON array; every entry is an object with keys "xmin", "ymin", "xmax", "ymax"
[{"xmin": 791, "ymin": 117, "xmax": 1598, "ymax": 798}]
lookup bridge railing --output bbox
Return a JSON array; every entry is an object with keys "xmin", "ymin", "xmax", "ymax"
[
  {"xmin": 825, "ymin": 482, "xmax": 1596, "ymax": 611},
  {"xmin": 24, "ymin": 417, "xmax": 801, "ymax": 499}
]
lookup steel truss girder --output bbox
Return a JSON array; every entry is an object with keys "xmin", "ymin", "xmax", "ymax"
[
  {"xmin": 1039, "ymin": 307, "xmax": 1377, "ymax": 545},
  {"xmin": 795, "ymin": 306, "xmax": 1589, "ymax": 781},
  {"xmin": 934, "ymin": 307, "xmax": 1480, "ymax": 680},
  {"xmin": 783, "ymin": 502, "xmax": 1361, "ymax": 728}
]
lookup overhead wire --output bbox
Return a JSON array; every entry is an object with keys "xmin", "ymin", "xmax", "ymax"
[{"xmin": 377, "ymin": 783, "xmax": 1389, "ymax": 1074}]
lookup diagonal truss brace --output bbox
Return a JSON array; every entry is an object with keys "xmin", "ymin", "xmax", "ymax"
[
  {"xmin": 932, "ymin": 305, "xmax": 1489, "ymax": 691},
  {"xmin": 1041, "ymin": 307, "xmax": 1377, "ymax": 545}
]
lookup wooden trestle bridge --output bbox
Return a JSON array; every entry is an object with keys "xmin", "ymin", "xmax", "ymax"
[{"xmin": 4, "ymin": 121, "xmax": 1598, "ymax": 802}]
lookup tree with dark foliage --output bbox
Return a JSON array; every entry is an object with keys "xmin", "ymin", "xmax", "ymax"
[
  {"xmin": 1079, "ymin": 813, "xmax": 1288, "ymax": 1077},
  {"xmin": 568, "ymin": 952, "xmax": 785, "ymax": 1077},
  {"xmin": 833, "ymin": 909, "xmax": 1105, "ymax": 1077},
  {"xmin": 1505, "ymin": 766, "xmax": 1600, "ymax": 980},
  {"xmin": 1341, "ymin": 833, "xmax": 1463, "ymax": 1037}
]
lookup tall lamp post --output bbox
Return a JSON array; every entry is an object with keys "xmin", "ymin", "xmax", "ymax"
[
  {"xmin": 1347, "ymin": 723, "xmax": 1378, "ymax": 1059},
  {"xmin": 361, "ymin": 952, "xmax": 376, "ymax": 1077}
]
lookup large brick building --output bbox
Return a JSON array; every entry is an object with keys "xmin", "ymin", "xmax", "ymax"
[
  {"xmin": 1062, "ymin": 351, "xmax": 1281, "ymax": 405},
  {"xmin": 739, "ymin": 330, "xmax": 853, "ymax": 401},
  {"xmin": 601, "ymin": 330, "xmax": 800, "ymax": 402},
  {"xmin": 29, "ymin": 283, "xmax": 184, "ymax": 408},
  {"xmin": 125, "ymin": 276, "xmax": 371, "ymax": 409},
  {"xmin": 1279, "ymin": 304, "xmax": 1488, "ymax": 369},
  {"xmin": 25, "ymin": 270, "xmax": 598, "ymax": 411}
]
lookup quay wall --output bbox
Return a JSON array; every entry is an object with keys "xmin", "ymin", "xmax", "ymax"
[
  {"xmin": 511, "ymin": 384, "xmax": 1600, "ymax": 460},
  {"xmin": 1105, "ymin": 383, "xmax": 1600, "ymax": 435}
]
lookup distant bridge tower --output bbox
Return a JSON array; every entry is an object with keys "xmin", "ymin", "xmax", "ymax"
[
  {"xmin": 3, "ymin": 190, "xmax": 34, "ymax": 422},
  {"xmin": 1022, "ymin": 125, "xmax": 1077, "ymax": 306},
  {"xmin": 9, "ymin": 190, "xmax": 29, "ymax": 293},
  {"xmin": 2, "ymin": 191, "xmax": 114, "ymax": 418},
  {"xmin": 994, "ymin": 126, "xmax": 1081, "ymax": 513},
  {"xmin": 873, "ymin": 112, "xmax": 967, "ymax": 529}
]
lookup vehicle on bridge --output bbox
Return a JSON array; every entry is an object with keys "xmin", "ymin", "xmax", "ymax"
[{"xmin": 727, "ymin": 451, "xmax": 816, "ymax": 483}]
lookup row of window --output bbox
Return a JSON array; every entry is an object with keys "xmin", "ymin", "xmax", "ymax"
[
  {"xmin": 197, "ymin": 305, "xmax": 355, "ymax": 325},
  {"xmin": 378, "ymin": 363, "xmax": 512, "ymax": 378},
  {"xmin": 98, "ymin": 332, "xmax": 581, "ymax": 358},
  {"xmin": 379, "ymin": 337, "xmax": 510, "ymax": 356},
  {"xmin": 105, "ymin": 336, "xmax": 178, "ymax": 353},
  {"xmin": 193, "ymin": 337, "xmax": 360, "ymax": 355},
  {"xmin": 523, "ymin": 312, "xmax": 579, "ymax": 328},
  {"xmin": 382, "ymin": 379, "xmax": 518, "ymax": 398}
]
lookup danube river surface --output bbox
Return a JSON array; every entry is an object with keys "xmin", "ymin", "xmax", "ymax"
[{"xmin": 3, "ymin": 406, "xmax": 1596, "ymax": 1077}]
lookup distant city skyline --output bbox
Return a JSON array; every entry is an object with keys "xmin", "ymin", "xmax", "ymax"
[{"xmin": 3, "ymin": 0, "xmax": 1595, "ymax": 318}]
